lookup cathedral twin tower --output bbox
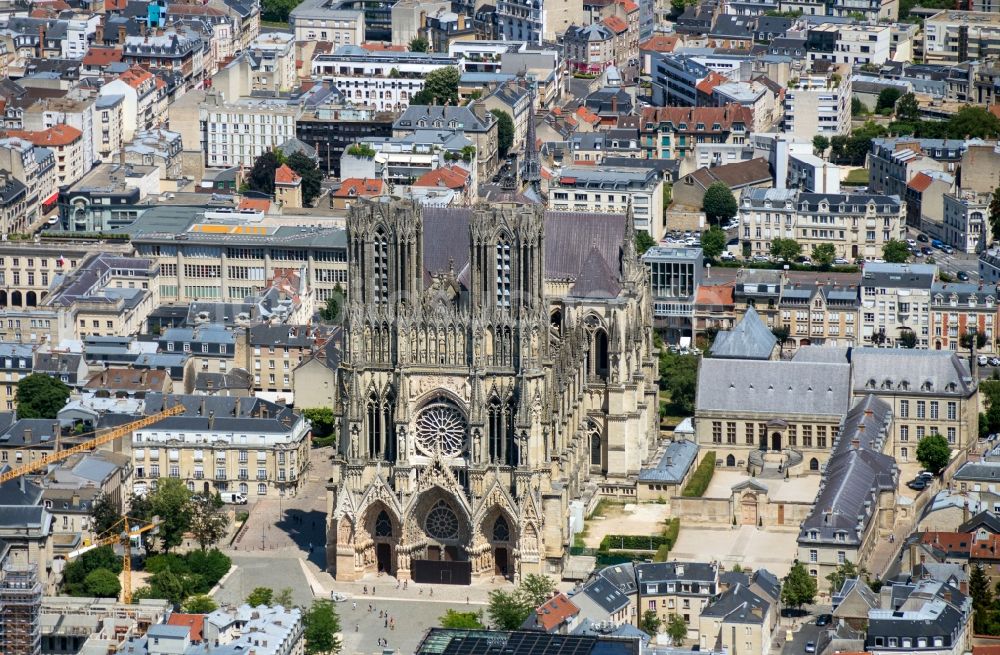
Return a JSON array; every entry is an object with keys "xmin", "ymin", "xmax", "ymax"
[{"xmin": 325, "ymin": 197, "xmax": 658, "ymax": 583}]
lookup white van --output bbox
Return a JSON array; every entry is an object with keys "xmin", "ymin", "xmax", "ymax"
[{"xmin": 220, "ymin": 492, "xmax": 248, "ymax": 505}]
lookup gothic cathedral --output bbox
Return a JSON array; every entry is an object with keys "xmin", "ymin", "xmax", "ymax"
[{"xmin": 326, "ymin": 197, "xmax": 658, "ymax": 583}]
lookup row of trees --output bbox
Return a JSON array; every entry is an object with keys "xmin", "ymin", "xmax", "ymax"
[{"xmin": 245, "ymin": 150, "xmax": 323, "ymax": 206}]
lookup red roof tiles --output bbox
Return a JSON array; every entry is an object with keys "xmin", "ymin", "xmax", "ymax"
[
  {"xmin": 83, "ymin": 47, "xmax": 123, "ymax": 67},
  {"xmin": 274, "ymin": 164, "xmax": 301, "ymax": 186},
  {"xmin": 238, "ymin": 198, "xmax": 271, "ymax": 212},
  {"xmin": 639, "ymin": 104, "xmax": 754, "ymax": 131},
  {"xmin": 907, "ymin": 172, "xmax": 934, "ymax": 193},
  {"xmin": 334, "ymin": 178, "xmax": 384, "ymax": 198},
  {"xmin": 533, "ymin": 594, "xmax": 580, "ymax": 632},
  {"xmin": 696, "ymin": 282, "xmax": 735, "ymax": 306},
  {"xmin": 639, "ymin": 35, "xmax": 678, "ymax": 52},
  {"xmin": 413, "ymin": 165, "xmax": 470, "ymax": 189},
  {"xmin": 602, "ymin": 16, "xmax": 628, "ymax": 33},
  {"xmin": 4, "ymin": 125, "xmax": 82, "ymax": 147},
  {"xmin": 166, "ymin": 614, "xmax": 204, "ymax": 643}
]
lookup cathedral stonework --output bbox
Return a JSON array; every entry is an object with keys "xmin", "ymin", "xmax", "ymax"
[{"xmin": 326, "ymin": 198, "xmax": 658, "ymax": 583}]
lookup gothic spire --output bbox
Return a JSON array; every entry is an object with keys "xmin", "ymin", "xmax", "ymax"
[{"xmin": 521, "ymin": 75, "xmax": 540, "ymax": 195}]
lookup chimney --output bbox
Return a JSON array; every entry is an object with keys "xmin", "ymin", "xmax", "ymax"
[
  {"xmin": 851, "ymin": 438, "xmax": 861, "ymax": 450},
  {"xmin": 119, "ymin": 24, "xmax": 126, "ymax": 44},
  {"xmin": 611, "ymin": 94, "xmax": 618, "ymax": 114},
  {"xmin": 37, "ymin": 24, "xmax": 46, "ymax": 59},
  {"xmin": 96, "ymin": 21, "xmax": 105, "ymax": 45},
  {"xmin": 24, "ymin": 428, "xmax": 31, "ymax": 442},
  {"xmin": 53, "ymin": 422, "xmax": 61, "ymax": 454},
  {"xmin": 471, "ymin": 100, "xmax": 486, "ymax": 123}
]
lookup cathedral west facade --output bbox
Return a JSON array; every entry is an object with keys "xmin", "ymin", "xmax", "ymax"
[{"xmin": 325, "ymin": 197, "xmax": 658, "ymax": 583}]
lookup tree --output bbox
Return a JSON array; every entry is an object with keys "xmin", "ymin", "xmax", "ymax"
[
  {"xmin": 261, "ymin": 0, "xmax": 299, "ymax": 22},
  {"xmin": 851, "ymin": 97, "xmax": 867, "ymax": 117},
  {"xmin": 303, "ymin": 407, "xmax": 335, "ymax": 440},
  {"xmin": 665, "ymin": 613, "xmax": 687, "ymax": 644},
  {"xmin": 876, "ymin": 87, "xmax": 902, "ymax": 113},
  {"xmin": 896, "ymin": 93, "xmax": 920, "ymax": 121},
  {"xmin": 772, "ymin": 326, "xmax": 790, "ymax": 349},
  {"xmin": 245, "ymin": 151, "xmax": 282, "ymax": 196},
  {"xmin": 84, "ymin": 568, "xmax": 121, "ymax": 598},
  {"xmin": 898, "ymin": 329, "xmax": 918, "ymax": 349},
  {"xmin": 882, "ymin": 239, "xmax": 910, "ymax": 263},
  {"xmin": 812, "ymin": 135, "xmax": 830, "ymax": 156},
  {"xmin": 946, "ymin": 106, "xmax": 1000, "ymax": 140},
  {"xmin": 412, "ymin": 67, "xmax": 460, "ymax": 106},
  {"xmin": 183, "ymin": 594, "xmax": 219, "ymax": 613},
  {"xmin": 15, "ymin": 374, "xmax": 70, "ymax": 418},
  {"xmin": 961, "ymin": 330, "xmax": 988, "ymax": 350},
  {"xmin": 520, "ymin": 574, "xmax": 556, "ymax": 607},
  {"xmin": 916, "ymin": 432, "xmax": 951, "ymax": 474},
  {"xmin": 303, "ymin": 600, "xmax": 342, "ymax": 655},
  {"xmin": 188, "ymin": 494, "xmax": 229, "ymax": 550},
  {"xmin": 440, "ymin": 609, "xmax": 485, "ymax": 629},
  {"xmin": 989, "ymin": 187, "xmax": 1000, "ymax": 244},
  {"xmin": 658, "ymin": 351, "xmax": 698, "ymax": 415},
  {"xmin": 319, "ymin": 284, "xmax": 345, "ymax": 323},
  {"xmin": 700, "ymin": 226, "xmax": 727, "ymax": 259},
  {"xmin": 274, "ymin": 588, "xmax": 295, "ymax": 608},
  {"xmin": 970, "ymin": 564, "xmax": 993, "ymax": 634},
  {"xmin": 490, "ymin": 109, "xmax": 514, "ymax": 158},
  {"xmin": 812, "ymin": 243, "xmax": 837, "ymax": 267},
  {"xmin": 770, "ymin": 238, "xmax": 801, "ymax": 262},
  {"xmin": 825, "ymin": 560, "xmax": 861, "ymax": 593},
  {"xmin": 639, "ymin": 609, "xmax": 662, "ymax": 636},
  {"xmin": 409, "ymin": 37, "xmax": 429, "ymax": 52},
  {"xmin": 149, "ymin": 478, "xmax": 193, "ymax": 553},
  {"xmin": 287, "ymin": 152, "xmax": 323, "ymax": 206},
  {"xmin": 635, "ymin": 231, "xmax": 656, "ymax": 255},
  {"xmin": 487, "ymin": 589, "xmax": 533, "ymax": 630},
  {"xmin": 247, "ymin": 587, "xmax": 274, "ymax": 607},
  {"xmin": 702, "ymin": 182, "xmax": 737, "ymax": 225},
  {"xmin": 90, "ymin": 492, "xmax": 121, "ymax": 537},
  {"xmin": 781, "ymin": 561, "xmax": 817, "ymax": 610}
]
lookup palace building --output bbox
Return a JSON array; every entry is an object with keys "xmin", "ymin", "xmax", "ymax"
[{"xmin": 325, "ymin": 197, "xmax": 658, "ymax": 583}]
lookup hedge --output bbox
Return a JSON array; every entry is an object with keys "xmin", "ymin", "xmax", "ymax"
[
  {"xmin": 599, "ymin": 535, "xmax": 671, "ymax": 551},
  {"xmin": 663, "ymin": 517, "xmax": 680, "ymax": 545},
  {"xmin": 682, "ymin": 451, "xmax": 716, "ymax": 497}
]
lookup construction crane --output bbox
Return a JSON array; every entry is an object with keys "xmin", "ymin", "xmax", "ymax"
[
  {"xmin": 0, "ymin": 404, "xmax": 185, "ymax": 485},
  {"xmin": 72, "ymin": 515, "xmax": 161, "ymax": 604}
]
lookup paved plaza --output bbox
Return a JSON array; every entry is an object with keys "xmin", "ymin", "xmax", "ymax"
[
  {"xmin": 671, "ymin": 525, "xmax": 799, "ymax": 577},
  {"xmin": 703, "ymin": 469, "xmax": 820, "ymax": 502}
]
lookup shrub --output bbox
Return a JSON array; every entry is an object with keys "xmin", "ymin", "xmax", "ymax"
[
  {"xmin": 599, "ymin": 535, "xmax": 671, "ymax": 551},
  {"xmin": 663, "ymin": 517, "xmax": 680, "ymax": 546},
  {"xmin": 682, "ymin": 452, "xmax": 716, "ymax": 497}
]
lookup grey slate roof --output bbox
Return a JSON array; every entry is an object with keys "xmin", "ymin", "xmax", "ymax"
[
  {"xmin": 576, "ymin": 576, "xmax": 630, "ymax": 614},
  {"xmin": 635, "ymin": 561, "xmax": 717, "ymax": 590},
  {"xmin": 696, "ymin": 359, "xmax": 850, "ymax": 417},
  {"xmin": 701, "ymin": 583, "xmax": 769, "ymax": 624},
  {"xmin": 851, "ymin": 348, "xmax": 976, "ymax": 397},
  {"xmin": 638, "ymin": 438, "xmax": 698, "ymax": 483},
  {"xmin": 394, "ymin": 105, "xmax": 496, "ymax": 133},
  {"xmin": 568, "ymin": 247, "xmax": 622, "ymax": 299},
  {"xmin": 958, "ymin": 510, "xmax": 1000, "ymax": 534},
  {"xmin": 709, "ymin": 307, "xmax": 777, "ymax": 360}
]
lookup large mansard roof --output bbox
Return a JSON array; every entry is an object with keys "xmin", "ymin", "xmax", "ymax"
[{"xmin": 420, "ymin": 207, "xmax": 627, "ymax": 289}]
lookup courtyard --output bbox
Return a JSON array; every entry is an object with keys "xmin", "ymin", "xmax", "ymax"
[
  {"xmin": 671, "ymin": 525, "xmax": 799, "ymax": 577},
  {"xmin": 703, "ymin": 469, "xmax": 821, "ymax": 503},
  {"xmin": 578, "ymin": 502, "xmax": 672, "ymax": 549}
]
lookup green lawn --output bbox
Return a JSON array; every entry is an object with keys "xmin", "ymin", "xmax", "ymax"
[{"xmin": 843, "ymin": 169, "xmax": 870, "ymax": 185}]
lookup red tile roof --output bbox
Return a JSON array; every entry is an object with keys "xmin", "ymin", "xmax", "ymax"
[
  {"xmin": 167, "ymin": 614, "xmax": 204, "ymax": 642},
  {"xmin": 334, "ymin": 178, "xmax": 384, "ymax": 198},
  {"xmin": 83, "ymin": 47, "xmax": 123, "ymax": 67},
  {"xmin": 574, "ymin": 105, "xmax": 600, "ymax": 126},
  {"xmin": 533, "ymin": 594, "xmax": 579, "ymax": 632},
  {"xmin": 602, "ymin": 16, "xmax": 628, "ymax": 33},
  {"xmin": 274, "ymin": 164, "xmax": 301, "ymax": 186},
  {"xmin": 696, "ymin": 71, "xmax": 727, "ymax": 95},
  {"xmin": 617, "ymin": 0, "xmax": 639, "ymax": 12},
  {"xmin": 974, "ymin": 646, "xmax": 1000, "ymax": 655},
  {"xmin": 907, "ymin": 172, "xmax": 934, "ymax": 193},
  {"xmin": 4, "ymin": 125, "xmax": 82, "ymax": 147},
  {"xmin": 696, "ymin": 282, "xmax": 735, "ymax": 306},
  {"xmin": 918, "ymin": 531, "xmax": 972, "ymax": 556},
  {"xmin": 639, "ymin": 104, "xmax": 754, "ymax": 131},
  {"xmin": 639, "ymin": 35, "xmax": 678, "ymax": 52},
  {"xmin": 413, "ymin": 165, "xmax": 470, "ymax": 189},
  {"xmin": 239, "ymin": 198, "xmax": 271, "ymax": 212},
  {"xmin": 119, "ymin": 65, "xmax": 153, "ymax": 89}
]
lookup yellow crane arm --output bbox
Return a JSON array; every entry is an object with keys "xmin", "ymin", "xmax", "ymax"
[{"xmin": 0, "ymin": 404, "xmax": 184, "ymax": 485}]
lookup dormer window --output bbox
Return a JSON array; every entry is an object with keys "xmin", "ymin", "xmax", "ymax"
[{"xmin": 922, "ymin": 381, "xmax": 933, "ymax": 392}]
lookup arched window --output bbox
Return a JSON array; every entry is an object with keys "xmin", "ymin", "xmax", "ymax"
[
  {"xmin": 550, "ymin": 308, "xmax": 562, "ymax": 332},
  {"xmin": 488, "ymin": 397, "xmax": 505, "ymax": 463},
  {"xmin": 367, "ymin": 392, "xmax": 382, "ymax": 459},
  {"xmin": 594, "ymin": 328, "xmax": 609, "ymax": 379},
  {"xmin": 589, "ymin": 420, "xmax": 602, "ymax": 468},
  {"xmin": 239, "ymin": 483, "xmax": 248, "ymax": 494},
  {"xmin": 373, "ymin": 228, "xmax": 389, "ymax": 305},
  {"xmin": 493, "ymin": 515, "xmax": 510, "ymax": 542},
  {"xmin": 375, "ymin": 510, "xmax": 393, "ymax": 537},
  {"xmin": 726, "ymin": 454, "xmax": 736, "ymax": 467},
  {"xmin": 496, "ymin": 234, "xmax": 511, "ymax": 309},
  {"xmin": 809, "ymin": 457, "xmax": 819, "ymax": 471}
]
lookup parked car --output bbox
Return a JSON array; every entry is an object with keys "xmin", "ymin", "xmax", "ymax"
[
  {"xmin": 720, "ymin": 251, "xmax": 736, "ymax": 261},
  {"xmin": 990, "ymin": 357, "xmax": 1000, "ymax": 367},
  {"xmin": 957, "ymin": 271, "xmax": 970, "ymax": 281},
  {"xmin": 932, "ymin": 239, "xmax": 945, "ymax": 249},
  {"xmin": 833, "ymin": 257, "xmax": 849, "ymax": 265},
  {"xmin": 917, "ymin": 233, "xmax": 929, "ymax": 242},
  {"xmin": 918, "ymin": 471, "xmax": 935, "ymax": 480},
  {"xmin": 907, "ymin": 478, "xmax": 928, "ymax": 491},
  {"xmin": 752, "ymin": 255, "xmax": 770, "ymax": 262},
  {"xmin": 815, "ymin": 615, "xmax": 832, "ymax": 627},
  {"xmin": 805, "ymin": 642, "xmax": 816, "ymax": 654},
  {"xmin": 981, "ymin": 355, "xmax": 990, "ymax": 366},
  {"xmin": 906, "ymin": 238, "xmax": 917, "ymax": 247},
  {"xmin": 942, "ymin": 245, "xmax": 955, "ymax": 254},
  {"xmin": 921, "ymin": 247, "xmax": 933, "ymax": 256}
]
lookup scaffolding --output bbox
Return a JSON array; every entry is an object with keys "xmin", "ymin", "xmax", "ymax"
[{"xmin": 0, "ymin": 564, "xmax": 42, "ymax": 655}]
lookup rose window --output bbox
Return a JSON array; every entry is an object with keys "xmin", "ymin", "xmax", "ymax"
[
  {"xmin": 425, "ymin": 500, "xmax": 460, "ymax": 540},
  {"xmin": 415, "ymin": 399, "xmax": 467, "ymax": 457}
]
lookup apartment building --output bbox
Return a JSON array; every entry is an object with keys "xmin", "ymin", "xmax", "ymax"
[
  {"xmin": 128, "ymin": 206, "xmax": 348, "ymax": 304},
  {"xmin": 312, "ymin": 48, "xmax": 461, "ymax": 112},
  {"xmin": 643, "ymin": 246, "xmax": 703, "ymax": 343},
  {"xmin": 866, "ymin": 580, "xmax": 972, "ymax": 655},
  {"xmin": 782, "ymin": 66, "xmax": 852, "ymax": 138},
  {"xmin": 94, "ymin": 94, "xmax": 125, "ymax": 164},
  {"xmin": 289, "ymin": 0, "xmax": 364, "ymax": 45},
  {"xmin": 548, "ymin": 165, "xmax": 665, "ymax": 237},
  {"xmin": 929, "ymin": 284, "xmax": 998, "ymax": 354},
  {"xmin": 699, "ymin": 578, "xmax": 778, "ymax": 655},
  {"xmin": 157, "ymin": 325, "xmax": 240, "ymax": 376},
  {"xmin": 0, "ymin": 136, "xmax": 56, "ymax": 228},
  {"xmin": 246, "ymin": 32, "xmax": 297, "ymax": 93},
  {"xmin": 924, "ymin": 11, "xmax": 1000, "ymax": 65},
  {"xmin": 806, "ymin": 23, "xmax": 892, "ymax": 67},
  {"xmin": 740, "ymin": 189, "xmax": 905, "ymax": 262},
  {"xmin": 860, "ymin": 263, "xmax": 936, "ymax": 348},
  {"xmin": 636, "ymin": 562, "xmax": 719, "ymax": 640},
  {"xmin": 132, "ymin": 394, "xmax": 311, "ymax": 498},
  {"xmin": 245, "ymin": 325, "xmax": 311, "ymax": 401},
  {"xmin": 296, "ymin": 101, "xmax": 393, "ymax": 176},
  {"xmin": 564, "ymin": 23, "xmax": 618, "ymax": 75},
  {"xmin": 637, "ymin": 105, "xmax": 752, "ymax": 161},
  {"xmin": 4, "ymin": 125, "xmax": 86, "ymax": 187},
  {"xmin": 199, "ymin": 91, "xmax": 299, "ymax": 169},
  {"xmin": 942, "ymin": 191, "xmax": 987, "ymax": 254},
  {"xmin": 99, "ymin": 66, "xmax": 169, "ymax": 141},
  {"xmin": 21, "ymin": 96, "xmax": 98, "ymax": 169},
  {"xmin": 122, "ymin": 30, "xmax": 204, "ymax": 83},
  {"xmin": 393, "ymin": 104, "xmax": 499, "ymax": 180},
  {"xmin": 868, "ymin": 138, "xmax": 966, "ymax": 201},
  {"xmin": 778, "ymin": 282, "xmax": 860, "ymax": 350},
  {"xmin": 0, "ymin": 343, "xmax": 32, "ymax": 411},
  {"xmin": 0, "ymin": 244, "xmax": 94, "ymax": 312}
]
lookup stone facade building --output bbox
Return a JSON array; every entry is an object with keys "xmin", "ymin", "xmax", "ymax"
[{"xmin": 326, "ymin": 198, "xmax": 658, "ymax": 583}]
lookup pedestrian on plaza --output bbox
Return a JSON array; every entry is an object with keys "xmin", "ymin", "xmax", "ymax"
[
  {"xmin": 466, "ymin": 596, "xmax": 469, "ymax": 604},
  {"xmin": 355, "ymin": 625, "xmax": 359, "ymax": 632},
  {"xmin": 430, "ymin": 588, "xmax": 433, "ymax": 597},
  {"xmin": 373, "ymin": 586, "xmax": 376, "ymax": 595},
  {"xmin": 396, "ymin": 580, "xmax": 400, "ymax": 590},
  {"xmin": 385, "ymin": 618, "xmax": 389, "ymax": 629},
  {"xmin": 403, "ymin": 580, "xmax": 408, "ymax": 590},
  {"xmin": 364, "ymin": 585, "xmax": 368, "ymax": 595},
  {"xmin": 353, "ymin": 602, "xmax": 357, "ymax": 610},
  {"xmin": 368, "ymin": 604, "xmax": 373, "ymax": 613}
]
